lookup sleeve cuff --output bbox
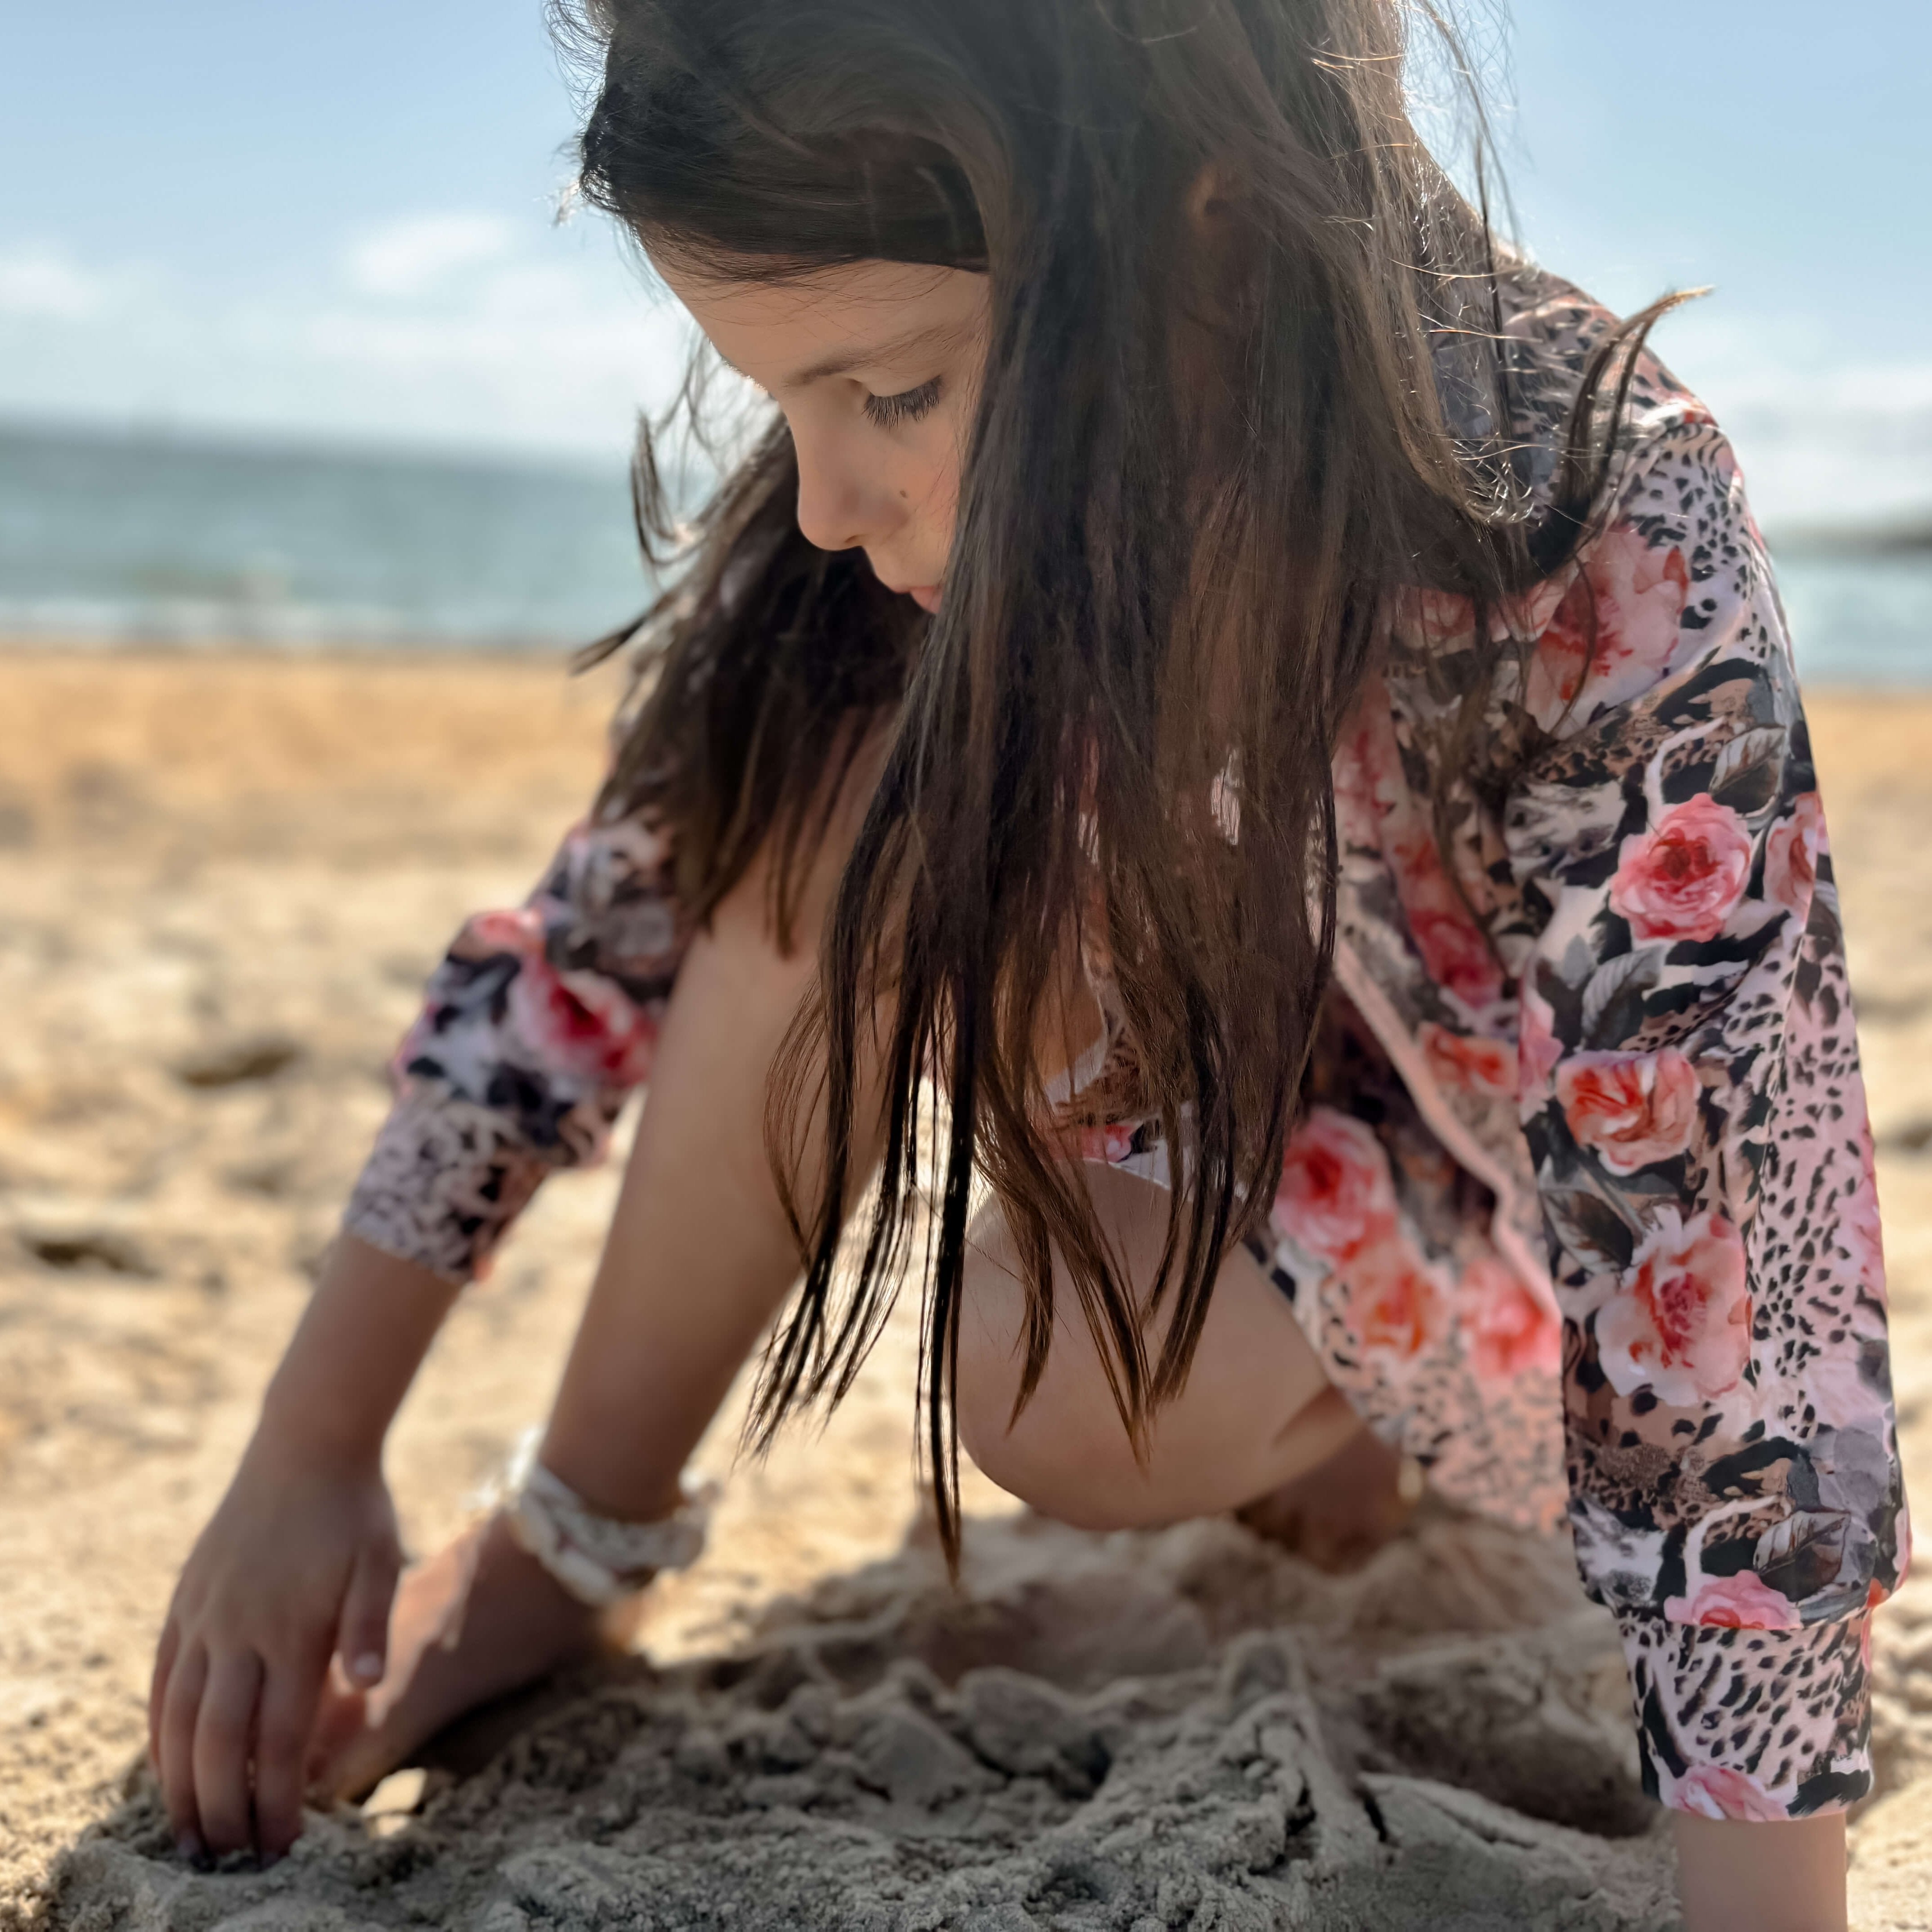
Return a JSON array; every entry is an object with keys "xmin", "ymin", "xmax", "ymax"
[
  {"xmin": 341, "ymin": 1090, "xmax": 552, "ymax": 1287},
  {"xmin": 1615, "ymin": 1607, "xmax": 1873, "ymax": 1820}
]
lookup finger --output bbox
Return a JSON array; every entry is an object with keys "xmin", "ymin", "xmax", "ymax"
[
  {"xmin": 252, "ymin": 1657, "xmax": 323, "ymax": 1862},
  {"xmin": 192, "ymin": 1650, "xmax": 264, "ymax": 1857},
  {"xmin": 336, "ymin": 1536, "xmax": 401, "ymax": 1690},
  {"xmin": 305, "ymin": 1665, "xmax": 370, "ymax": 1800},
  {"xmin": 149, "ymin": 1617, "xmax": 182, "ymax": 1772},
  {"xmin": 159, "ymin": 1641, "xmax": 209, "ymax": 1856}
]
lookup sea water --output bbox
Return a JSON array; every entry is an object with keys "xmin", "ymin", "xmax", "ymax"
[
  {"xmin": 0, "ymin": 419, "xmax": 1926, "ymax": 681},
  {"xmin": 0, "ymin": 422, "xmax": 651, "ymax": 651}
]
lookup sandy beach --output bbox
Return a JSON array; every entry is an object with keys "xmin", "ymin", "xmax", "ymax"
[{"xmin": 0, "ymin": 650, "xmax": 1927, "ymax": 1929}]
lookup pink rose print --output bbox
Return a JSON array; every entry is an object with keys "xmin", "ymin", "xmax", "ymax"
[
  {"xmin": 1275, "ymin": 1107, "xmax": 1396, "ymax": 1264},
  {"xmin": 1518, "ymin": 983, "xmax": 1563, "ymax": 1093},
  {"xmin": 1391, "ymin": 585, "xmax": 1477, "ymax": 652},
  {"xmin": 1608, "ymin": 794, "xmax": 1753, "ymax": 943},
  {"xmin": 1596, "ymin": 1210, "xmax": 1752, "ymax": 1407},
  {"xmin": 1389, "ymin": 831, "xmax": 1504, "ymax": 1009},
  {"xmin": 1664, "ymin": 1571, "xmax": 1802, "ymax": 1632},
  {"xmin": 457, "ymin": 906, "xmax": 545, "ymax": 958},
  {"xmin": 1556, "ymin": 1049, "xmax": 1699, "ymax": 1175},
  {"xmin": 1420, "ymin": 1022, "xmax": 1518, "ymax": 1100},
  {"xmin": 1661, "ymin": 1763, "xmax": 1788, "ymax": 1825},
  {"xmin": 1458, "ymin": 1255, "xmax": 1561, "ymax": 1382},
  {"xmin": 1527, "ymin": 525, "xmax": 1690, "ymax": 722},
  {"xmin": 1344, "ymin": 1233, "xmax": 1449, "ymax": 1366},
  {"xmin": 509, "ymin": 955, "xmax": 658, "ymax": 1087},
  {"xmin": 1077, "ymin": 1122, "xmax": 1139, "ymax": 1165},
  {"xmin": 1331, "ymin": 684, "xmax": 1401, "ymax": 853},
  {"xmin": 1763, "ymin": 789, "xmax": 1824, "ymax": 920}
]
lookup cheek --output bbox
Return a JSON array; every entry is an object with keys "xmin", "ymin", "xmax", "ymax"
[{"xmin": 903, "ymin": 429, "xmax": 963, "ymax": 522}]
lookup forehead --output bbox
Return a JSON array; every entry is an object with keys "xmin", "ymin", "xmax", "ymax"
[{"xmin": 653, "ymin": 256, "xmax": 986, "ymax": 386}]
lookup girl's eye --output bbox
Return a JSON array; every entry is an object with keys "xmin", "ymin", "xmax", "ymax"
[{"xmin": 862, "ymin": 376, "xmax": 943, "ymax": 430}]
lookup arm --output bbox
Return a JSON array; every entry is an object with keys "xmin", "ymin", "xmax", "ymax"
[
  {"xmin": 151, "ymin": 1235, "xmax": 455, "ymax": 1859},
  {"xmin": 305, "ymin": 839, "xmax": 887, "ymax": 1807},
  {"xmin": 153, "ymin": 896, "xmax": 806, "ymax": 1860},
  {"xmin": 537, "ymin": 713, "xmax": 896, "ymax": 1515},
  {"xmin": 153, "ymin": 800, "xmax": 690, "ymax": 1859},
  {"xmin": 540, "ymin": 842, "xmax": 864, "ymax": 1521},
  {"xmin": 1673, "ymin": 1813, "xmax": 1846, "ymax": 1932},
  {"xmin": 343, "ymin": 807, "xmax": 690, "ymax": 1288},
  {"xmin": 1501, "ymin": 411, "xmax": 1905, "ymax": 1859},
  {"xmin": 156, "ymin": 720, "xmax": 893, "ymax": 1856}
]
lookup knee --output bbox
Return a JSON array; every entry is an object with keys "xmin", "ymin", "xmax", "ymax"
[
  {"xmin": 955, "ymin": 1172, "xmax": 1343, "ymax": 1532},
  {"xmin": 952, "ymin": 1226, "xmax": 1050, "ymax": 1504},
  {"xmin": 956, "ymin": 1363, "xmax": 1150, "ymax": 1532},
  {"xmin": 954, "ymin": 1206, "xmax": 1161, "ymax": 1532}
]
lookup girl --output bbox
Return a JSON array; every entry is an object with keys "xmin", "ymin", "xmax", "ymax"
[{"xmin": 148, "ymin": 2, "xmax": 1906, "ymax": 1925}]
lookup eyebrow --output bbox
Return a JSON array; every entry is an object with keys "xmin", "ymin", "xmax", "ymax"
[{"xmin": 722, "ymin": 317, "xmax": 966, "ymax": 391}]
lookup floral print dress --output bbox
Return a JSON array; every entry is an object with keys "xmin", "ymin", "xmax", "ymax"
[{"xmin": 345, "ymin": 272, "xmax": 1907, "ymax": 1826}]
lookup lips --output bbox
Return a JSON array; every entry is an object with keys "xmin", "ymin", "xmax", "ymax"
[{"xmin": 874, "ymin": 565, "xmax": 942, "ymax": 613}]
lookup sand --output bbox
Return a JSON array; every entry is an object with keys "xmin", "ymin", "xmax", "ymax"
[{"xmin": 0, "ymin": 651, "xmax": 1927, "ymax": 1930}]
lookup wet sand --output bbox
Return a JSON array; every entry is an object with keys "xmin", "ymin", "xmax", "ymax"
[{"xmin": 0, "ymin": 652, "xmax": 1927, "ymax": 1928}]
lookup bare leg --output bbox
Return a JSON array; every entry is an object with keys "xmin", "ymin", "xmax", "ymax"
[
  {"xmin": 956, "ymin": 1164, "xmax": 1383, "ymax": 1535},
  {"xmin": 1236, "ymin": 1414, "xmax": 1420, "ymax": 1573}
]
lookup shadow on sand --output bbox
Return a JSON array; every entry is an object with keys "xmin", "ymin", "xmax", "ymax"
[{"xmin": 40, "ymin": 1505, "xmax": 1680, "ymax": 1931}]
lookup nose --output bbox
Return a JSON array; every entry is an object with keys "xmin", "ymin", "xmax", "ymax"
[{"xmin": 793, "ymin": 427, "xmax": 897, "ymax": 555}]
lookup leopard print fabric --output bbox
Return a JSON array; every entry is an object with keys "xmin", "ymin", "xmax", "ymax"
[
  {"xmin": 344, "ymin": 811, "xmax": 688, "ymax": 1282},
  {"xmin": 343, "ymin": 271, "xmax": 1905, "ymax": 1823}
]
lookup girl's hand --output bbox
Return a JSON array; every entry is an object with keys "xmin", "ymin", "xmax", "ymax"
[
  {"xmin": 306, "ymin": 1511, "xmax": 603, "ymax": 1805},
  {"xmin": 149, "ymin": 1430, "xmax": 403, "ymax": 1862},
  {"xmin": 149, "ymin": 1236, "xmax": 460, "ymax": 1860}
]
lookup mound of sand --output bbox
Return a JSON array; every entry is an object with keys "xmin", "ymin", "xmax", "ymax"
[
  {"xmin": 50, "ymin": 1508, "xmax": 1690, "ymax": 1932},
  {"xmin": 2, "ymin": 653, "xmax": 1928, "ymax": 1930}
]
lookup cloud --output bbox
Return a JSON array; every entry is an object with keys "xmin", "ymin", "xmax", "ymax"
[
  {"xmin": 0, "ymin": 211, "xmax": 698, "ymax": 457},
  {"xmin": 343, "ymin": 213, "xmax": 517, "ymax": 299},
  {"xmin": 1656, "ymin": 312, "xmax": 1932, "ymax": 529},
  {"xmin": 0, "ymin": 212, "xmax": 1925, "ymax": 529},
  {"xmin": 0, "ymin": 248, "xmax": 106, "ymax": 320}
]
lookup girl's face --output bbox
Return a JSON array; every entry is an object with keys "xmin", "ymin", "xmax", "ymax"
[{"xmin": 658, "ymin": 258, "xmax": 990, "ymax": 614}]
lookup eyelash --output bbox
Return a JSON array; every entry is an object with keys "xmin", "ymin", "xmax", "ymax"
[{"xmin": 862, "ymin": 376, "xmax": 943, "ymax": 430}]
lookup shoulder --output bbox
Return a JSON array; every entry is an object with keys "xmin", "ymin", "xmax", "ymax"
[
  {"xmin": 1487, "ymin": 267, "xmax": 1725, "ymax": 513},
  {"xmin": 1383, "ymin": 271, "xmax": 1795, "ymax": 847}
]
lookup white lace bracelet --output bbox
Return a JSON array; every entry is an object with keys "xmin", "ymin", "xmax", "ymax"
[{"xmin": 487, "ymin": 1427, "xmax": 719, "ymax": 1610}]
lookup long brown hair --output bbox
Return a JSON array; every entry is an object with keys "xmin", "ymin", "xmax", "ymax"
[{"xmin": 562, "ymin": 0, "xmax": 1673, "ymax": 1557}]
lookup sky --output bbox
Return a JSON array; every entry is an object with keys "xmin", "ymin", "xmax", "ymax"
[{"xmin": 0, "ymin": 0, "xmax": 1926, "ymax": 528}]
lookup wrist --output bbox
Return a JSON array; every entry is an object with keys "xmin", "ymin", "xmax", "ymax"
[
  {"xmin": 493, "ymin": 1429, "xmax": 716, "ymax": 1609},
  {"xmin": 246, "ymin": 1384, "xmax": 386, "ymax": 1480},
  {"xmin": 247, "ymin": 1231, "xmax": 458, "ymax": 1477},
  {"xmin": 1673, "ymin": 1812, "xmax": 1847, "ymax": 1932}
]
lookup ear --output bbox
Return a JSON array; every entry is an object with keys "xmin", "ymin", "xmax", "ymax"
[
  {"xmin": 1182, "ymin": 160, "xmax": 1250, "ymax": 311},
  {"xmin": 1184, "ymin": 160, "xmax": 1242, "ymax": 238}
]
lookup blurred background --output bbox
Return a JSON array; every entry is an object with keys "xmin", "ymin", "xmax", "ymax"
[{"xmin": 0, "ymin": 0, "xmax": 1927, "ymax": 668}]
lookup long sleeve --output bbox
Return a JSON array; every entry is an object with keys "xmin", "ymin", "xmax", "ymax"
[
  {"xmin": 1502, "ymin": 409, "xmax": 1909, "ymax": 1819},
  {"xmin": 343, "ymin": 806, "xmax": 691, "ymax": 1284}
]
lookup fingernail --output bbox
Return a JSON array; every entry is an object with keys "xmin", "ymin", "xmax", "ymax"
[{"xmin": 350, "ymin": 1652, "xmax": 384, "ymax": 1685}]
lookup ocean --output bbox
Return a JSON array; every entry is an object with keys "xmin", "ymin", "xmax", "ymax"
[
  {"xmin": 1, "ymin": 420, "xmax": 1927, "ymax": 681},
  {"xmin": 0, "ymin": 422, "xmax": 652, "ymax": 653}
]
